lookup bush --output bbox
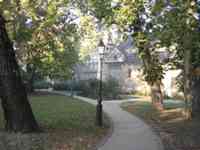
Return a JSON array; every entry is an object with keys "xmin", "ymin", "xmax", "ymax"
[
  {"xmin": 33, "ymin": 81, "xmax": 52, "ymax": 89},
  {"xmin": 52, "ymin": 80, "xmax": 80, "ymax": 91},
  {"xmin": 76, "ymin": 78, "xmax": 121, "ymax": 100},
  {"xmin": 78, "ymin": 79, "xmax": 99, "ymax": 99},
  {"xmin": 53, "ymin": 81, "xmax": 71, "ymax": 91},
  {"xmin": 102, "ymin": 78, "xmax": 121, "ymax": 99}
]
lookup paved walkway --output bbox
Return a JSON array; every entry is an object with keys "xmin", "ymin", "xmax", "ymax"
[
  {"xmin": 75, "ymin": 96, "xmax": 163, "ymax": 150},
  {"xmin": 51, "ymin": 91, "xmax": 164, "ymax": 150}
]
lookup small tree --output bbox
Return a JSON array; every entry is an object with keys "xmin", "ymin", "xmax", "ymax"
[{"xmin": 135, "ymin": 32, "xmax": 164, "ymax": 110}]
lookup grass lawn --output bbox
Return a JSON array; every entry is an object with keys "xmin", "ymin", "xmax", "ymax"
[
  {"xmin": 121, "ymin": 99, "xmax": 200, "ymax": 150},
  {"xmin": 0, "ymin": 93, "xmax": 110, "ymax": 150}
]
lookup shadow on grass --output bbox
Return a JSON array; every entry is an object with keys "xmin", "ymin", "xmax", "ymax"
[
  {"xmin": 121, "ymin": 99, "xmax": 200, "ymax": 150},
  {"xmin": 0, "ymin": 94, "xmax": 110, "ymax": 150}
]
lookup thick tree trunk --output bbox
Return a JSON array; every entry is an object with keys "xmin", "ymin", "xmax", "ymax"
[
  {"xmin": 0, "ymin": 14, "xmax": 39, "ymax": 132},
  {"xmin": 150, "ymin": 80, "xmax": 164, "ymax": 110},
  {"xmin": 191, "ymin": 76, "xmax": 200, "ymax": 117}
]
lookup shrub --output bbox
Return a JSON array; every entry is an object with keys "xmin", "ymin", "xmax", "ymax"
[
  {"xmin": 76, "ymin": 78, "xmax": 121, "ymax": 100},
  {"xmin": 102, "ymin": 78, "xmax": 121, "ymax": 99},
  {"xmin": 53, "ymin": 81, "xmax": 70, "ymax": 91},
  {"xmin": 52, "ymin": 80, "xmax": 80, "ymax": 91},
  {"xmin": 33, "ymin": 80, "xmax": 52, "ymax": 89}
]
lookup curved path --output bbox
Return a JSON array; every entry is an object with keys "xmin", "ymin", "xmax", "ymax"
[
  {"xmin": 51, "ymin": 91, "xmax": 164, "ymax": 150},
  {"xmin": 75, "ymin": 96, "xmax": 164, "ymax": 150}
]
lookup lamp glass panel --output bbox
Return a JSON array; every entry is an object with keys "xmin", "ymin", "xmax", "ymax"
[{"xmin": 98, "ymin": 46, "xmax": 104, "ymax": 55}]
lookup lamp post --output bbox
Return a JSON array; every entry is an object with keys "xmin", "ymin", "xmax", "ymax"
[{"xmin": 96, "ymin": 39, "xmax": 105, "ymax": 127}]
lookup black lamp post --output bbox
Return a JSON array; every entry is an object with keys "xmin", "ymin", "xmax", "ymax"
[{"xmin": 96, "ymin": 39, "xmax": 105, "ymax": 127}]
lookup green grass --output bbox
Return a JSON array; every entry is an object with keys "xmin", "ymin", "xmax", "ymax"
[
  {"xmin": 0, "ymin": 94, "xmax": 110, "ymax": 150},
  {"xmin": 121, "ymin": 100, "xmax": 184, "ymax": 119},
  {"xmin": 121, "ymin": 99, "xmax": 200, "ymax": 150},
  {"xmin": 31, "ymin": 95, "xmax": 100, "ymax": 132}
]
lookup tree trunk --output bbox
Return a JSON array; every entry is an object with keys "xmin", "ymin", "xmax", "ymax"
[
  {"xmin": 183, "ymin": 49, "xmax": 192, "ymax": 119},
  {"xmin": 0, "ymin": 14, "xmax": 39, "ymax": 132},
  {"xmin": 150, "ymin": 80, "xmax": 164, "ymax": 110},
  {"xmin": 26, "ymin": 64, "xmax": 36, "ymax": 93},
  {"xmin": 28, "ymin": 73, "xmax": 35, "ymax": 93},
  {"xmin": 191, "ymin": 76, "xmax": 200, "ymax": 117}
]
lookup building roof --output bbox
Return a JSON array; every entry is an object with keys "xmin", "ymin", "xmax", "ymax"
[{"xmin": 105, "ymin": 35, "xmax": 142, "ymax": 65}]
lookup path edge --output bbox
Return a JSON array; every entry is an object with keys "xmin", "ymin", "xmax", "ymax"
[
  {"xmin": 44, "ymin": 91, "xmax": 114, "ymax": 150},
  {"xmin": 74, "ymin": 96, "xmax": 114, "ymax": 150},
  {"xmin": 120, "ymin": 102, "xmax": 165, "ymax": 150}
]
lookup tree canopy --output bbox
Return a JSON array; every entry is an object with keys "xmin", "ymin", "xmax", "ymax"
[{"xmin": 1, "ymin": 0, "xmax": 79, "ymax": 80}]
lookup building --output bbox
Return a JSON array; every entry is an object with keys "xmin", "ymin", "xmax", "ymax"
[{"xmin": 74, "ymin": 36, "xmax": 181, "ymax": 96}]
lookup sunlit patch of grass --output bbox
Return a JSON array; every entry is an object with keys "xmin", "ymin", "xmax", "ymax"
[{"xmin": 121, "ymin": 99, "xmax": 200, "ymax": 150}]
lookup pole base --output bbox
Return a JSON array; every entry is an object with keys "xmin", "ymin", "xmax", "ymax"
[{"xmin": 96, "ymin": 103, "xmax": 103, "ymax": 127}]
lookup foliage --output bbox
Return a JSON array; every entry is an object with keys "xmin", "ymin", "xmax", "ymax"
[
  {"xmin": 151, "ymin": 1, "xmax": 200, "ymax": 114},
  {"xmin": 87, "ymin": 0, "xmax": 114, "ymax": 23},
  {"xmin": 113, "ymin": 0, "xmax": 144, "ymax": 29},
  {"xmin": 86, "ymin": 0, "xmax": 165, "ymax": 85},
  {"xmin": 152, "ymin": 0, "xmax": 200, "ymax": 69},
  {"xmin": 114, "ymin": 0, "xmax": 165, "ymax": 85},
  {"xmin": 76, "ymin": 78, "xmax": 121, "ymax": 100},
  {"xmin": 0, "ymin": 0, "xmax": 79, "ymax": 80},
  {"xmin": 103, "ymin": 78, "xmax": 121, "ymax": 99},
  {"xmin": 52, "ymin": 80, "xmax": 74, "ymax": 91},
  {"xmin": 77, "ymin": 79, "xmax": 98, "ymax": 98},
  {"xmin": 175, "ymin": 72, "xmax": 184, "ymax": 93},
  {"xmin": 78, "ymin": 14, "xmax": 100, "ymax": 60},
  {"xmin": 135, "ymin": 32, "xmax": 164, "ymax": 85},
  {"xmin": 33, "ymin": 80, "xmax": 52, "ymax": 90}
]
